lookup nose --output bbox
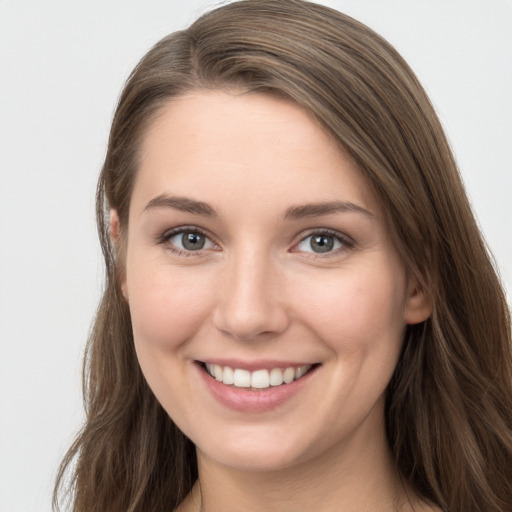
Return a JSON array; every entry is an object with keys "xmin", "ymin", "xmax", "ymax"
[{"xmin": 212, "ymin": 250, "xmax": 290, "ymax": 341}]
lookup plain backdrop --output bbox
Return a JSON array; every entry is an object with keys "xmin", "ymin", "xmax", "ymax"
[{"xmin": 0, "ymin": 1, "xmax": 511, "ymax": 511}]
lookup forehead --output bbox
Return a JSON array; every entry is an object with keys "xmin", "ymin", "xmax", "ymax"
[{"xmin": 132, "ymin": 90, "xmax": 379, "ymax": 218}]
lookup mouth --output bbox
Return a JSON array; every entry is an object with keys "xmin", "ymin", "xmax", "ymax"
[{"xmin": 199, "ymin": 362, "xmax": 320, "ymax": 390}]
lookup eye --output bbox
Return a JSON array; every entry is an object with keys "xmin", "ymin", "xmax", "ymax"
[
  {"xmin": 161, "ymin": 228, "xmax": 216, "ymax": 254},
  {"xmin": 295, "ymin": 230, "xmax": 352, "ymax": 255}
]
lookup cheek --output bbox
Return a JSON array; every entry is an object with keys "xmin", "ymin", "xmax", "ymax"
[
  {"xmin": 291, "ymin": 262, "xmax": 408, "ymax": 352},
  {"xmin": 126, "ymin": 254, "xmax": 215, "ymax": 351},
  {"xmin": 288, "ymin": 262, "xmax": 408, "ymax": 433},
  {"xmin": 125, "ymin": 254, "xmax": 217, "ymax": 417}
]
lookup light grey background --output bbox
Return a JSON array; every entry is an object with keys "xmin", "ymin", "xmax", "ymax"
[{"xmin": 0, "ymin": 1, "xmax": 510, "ymax": 511}]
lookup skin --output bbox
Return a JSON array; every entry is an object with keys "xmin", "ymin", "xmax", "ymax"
[{"xmin": 113, "ymin": 90, "xmax": 433, "ymax": 511}]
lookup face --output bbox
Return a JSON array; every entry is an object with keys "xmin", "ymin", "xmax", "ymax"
[{"xmin": 119, "ymin": 91, "xmax": 430, "ymax": 473}]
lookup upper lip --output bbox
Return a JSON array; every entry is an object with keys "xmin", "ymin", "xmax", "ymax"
[{"xmin": 197, "ymin": 359, "xmax": 320, "ymax": 371}]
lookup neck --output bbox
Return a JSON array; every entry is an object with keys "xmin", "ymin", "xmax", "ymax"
[{"xmin": 192, "ymin": 423, "xmax": 412, "ymax": 512}]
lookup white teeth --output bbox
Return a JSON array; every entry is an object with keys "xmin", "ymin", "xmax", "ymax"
[
  {"xmin": 223, "ymin": 365, "xmax": 234, "ymax": 385},
  {"xmin": 283, "ymin": 367, "xmax": 295, "ymax": 384},
  {"xmin": 269, "ymin": 368, "xmax": 284, "ymax": 386},
  {"xmin": 233, "ymin": 369, "xmax": 251, "ymax": 387},
  {"xmin": 295, "ymin": 365, "xmax": 309, "ymax": 379},
  {"xmin": 205, "ymin": 363, "xmax": 312, "ymax": 389},
  {"xmin": 213, "ymin": 364, "xmax": 223, "ymax": 382},
  {"xmin": 251, "ymin": 369, "xmax": 270, "ymax": 389}
]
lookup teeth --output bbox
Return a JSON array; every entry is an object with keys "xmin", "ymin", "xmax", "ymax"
[
  {"xmin": 295, "ymin": 365, "xmax": 309, "ymax": 379},
  {"xmin": 269, "ymin": 368, "xmax": 284, "ymax": 386},
  {"xmin": 223, "ymin": 365, "xmax": 234, "ymax": 385},
  {"xmin": 283, "ymin": 367, "xmax": 295, "ymax": 384},
  {"xmin": 233, "ymin": 369, "xmax": 251, "ymax": 388},
  {"xmin": 251, "ymin": 369, "xmax": 269, "ymax": 389},
  {"xmin": 204, "ymin": 363, "xmax": 312, "ymax": 389},
  {"xmin": 213, "ymin": 364, "xmax": 223, "ymax": 382}
]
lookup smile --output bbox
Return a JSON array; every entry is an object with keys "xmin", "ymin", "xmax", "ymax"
[
  {"xmin": 204, "ymin": 363, "xmax": 313, "ymax": 389},
  {"xmin": 198, "ymin": 361, "xmax": 320, "ymax": 412}
]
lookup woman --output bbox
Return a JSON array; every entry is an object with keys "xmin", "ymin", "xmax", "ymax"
[{"xmin": 54, "ymin": 1, "xmax": 512, "ymax": 511}]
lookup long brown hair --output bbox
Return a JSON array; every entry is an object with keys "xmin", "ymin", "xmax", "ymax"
[{"xmin": 54, "ymin": 1, "xmax": 512, "ymax": 510}]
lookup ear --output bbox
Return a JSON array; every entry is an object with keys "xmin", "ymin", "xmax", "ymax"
[
  {"xmin": 110, "ymin": 208, "xmax": 122, "ymax": 242},
  {"xmin": 109, "ymin": 209, "xmax": 128, "ymax": 301},
  {"xmin": 404, "ymin": 275, "xmax": 432, "ymax": 325}
]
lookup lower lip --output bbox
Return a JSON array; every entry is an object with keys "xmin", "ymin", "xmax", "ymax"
[{"xmin": 197, "ymin": 364, "xmax": 318, "ymax": 413}]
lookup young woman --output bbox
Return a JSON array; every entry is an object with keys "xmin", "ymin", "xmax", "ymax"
[{"xmin": 54, "ymin": 1, "xmax": 512, "ymax": 511}]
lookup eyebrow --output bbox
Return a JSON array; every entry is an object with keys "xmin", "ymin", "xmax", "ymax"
[
  {"xmin": 284, "ymin": 200, "xmax": 372, "ymax": 219},
  {"xmin": 142, "ymin": 194, "xmax": 371, "ymax": 219},
  {"xmin": 143, "ymin": 194, "xmax": 218, "ymax": 216}
]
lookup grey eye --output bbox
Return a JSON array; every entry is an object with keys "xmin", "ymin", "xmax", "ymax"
[
  {"xmin": 310, "ymin": 234, "xmax": 335, "ymax": 253},
  {"xmin": 181, "ymin": 232, "xmax": 206, "ymax": 250},
  {"xmin": 167, "ymin": 230, "xmax": 214, "ymax": 252},
  {"xmin": 297, "ymin": 233, "xmax": 344, "ymax": 254}
]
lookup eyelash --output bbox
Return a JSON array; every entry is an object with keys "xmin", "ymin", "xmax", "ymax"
[
  {"xmin": 157, "ymin": 226, "xmax": 217, "ymax": 257},
  {"xmin": 293, "ymin": 229, "xmax": 355, "ymax": 258},
  {"xmin": 157, "ymin": 226, "xmax": 355, "ymax": 258}
]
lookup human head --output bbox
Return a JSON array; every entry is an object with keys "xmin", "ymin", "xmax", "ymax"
[
  {"xmin": 103, "ymin": 0, "xmax": 459, "ymax": 300},
  {"xmin": 78, "ymin": 1, "xmax": 511, "ymax": 510}
]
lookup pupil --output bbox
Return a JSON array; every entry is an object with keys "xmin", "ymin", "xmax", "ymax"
[
  {"xmin": 311, "ymin": 235, "xmax": 334, "ymax": 253},
  {"xmin": 182, "ymin": 232, "xmax": 205, "ymax": 250}
]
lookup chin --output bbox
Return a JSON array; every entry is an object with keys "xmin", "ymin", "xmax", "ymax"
[
  {"xmin": 193, "ymin": 425, "xmax": 321, "ymax": 473},
  {"xmin": 201, "ymin": 446, "xmax": 303, "ymax": 473}
]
